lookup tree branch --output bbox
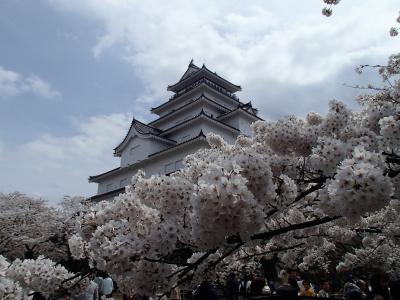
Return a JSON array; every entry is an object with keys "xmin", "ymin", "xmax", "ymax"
[
  {"xmin": 232, "ymin": 242, "xmax": 306, "ymax": 261},
  {"xmin": 251, "ymin": 216, "xmax": 341, "ymax": 241},
  {"xmin": 289, "ymin": 178, "xmax": 326, "ymax": 207}
]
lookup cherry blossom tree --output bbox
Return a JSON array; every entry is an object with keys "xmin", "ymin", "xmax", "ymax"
[
  {"xmin": 0, "ymin": 192, "xmax": 67, "ymax": 261},
  {"xmin": 0, "ymin": 194, "xmax": 90, "ymax": 299},
  {"xmin": 66, "ymin": 50, "xmax": 400, "ymax": 297},
  {"xmin": 0, "ymin": 193, "xmax": 89, "ymax": 262},
  {"xmin": 0, "ymin": 254, "xmax": 89, "ymax": 299}
]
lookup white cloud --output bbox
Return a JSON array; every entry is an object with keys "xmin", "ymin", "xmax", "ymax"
[
  {"xmin": 48, "ymin": 0, "xmax": 400, "ymax": 119},
  {"xmin": 0, "ymin": 66, "xmax": 61, "ymax": 99},
  {"xmin": 0, "ymin": 113, "xmax": 131, "ymax": 202},
  {"xmin": 25, "ymin": 75, "xmax": 61, "ymax": 99},
  {"xmin": 24, "ymin": 113, "xmax": 131, "ymax": 164}
]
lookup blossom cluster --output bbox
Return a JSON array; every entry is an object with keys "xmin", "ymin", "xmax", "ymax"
[
  {"xmin": 0, "ymin": 277, "xmax": 28, "ymax": 300},
  {"xmin": 0, "ymin": 256, "xmax": 28, "ymax": 300},
  {"xmin": 379, "ymin": 114, "xmax": 400, "ymax": 148},
  {"xmin": 1, "ymin": 255, "xmax": 87, "ymax": 298},
  {"xmin": 389, "ymin": 11, "xmax": 400, "ymax": 36},
  {"xmin": 253, "ymin": 116, "xmax": 318, "ymax": 156},
  {"xmin": 68, "ymin": 234, "xmax": 87, "ymax": 260},
  {"xmin": 309, "ymin": 137, "xmax": 347, "ymax": 176},
  {"xmin": 322, "ymin": 147, "xmax": 393, "ymax": 221},
  {"xmin": 191, "ymin": 164, "xmax": 264, "ymax": 250},
  {"xmin": 298, "ymin": 239, "xmax": 336, "ymax": 272},
  {"xmin": 321, "ymin": 0, "xmax": 340, "ymax": 17},
  {"xmin": 113, "ymin": 260, "xmax": 173, "ymax": 296}
]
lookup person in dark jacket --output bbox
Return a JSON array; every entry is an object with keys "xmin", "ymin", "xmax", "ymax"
[
  {"xmin": 193, "ymin": 281, "xmax": 218, "ymax": 300},
  {"xmin": 369, "ymin": 273, "xmax": 390, "ymax": 300},
  {"xmin": 250, "ymin": 275, "xmax": 266, "ymax": 295},
  {"xmin": 288, "ymin": 270, "xmax": 300, "ymax": 292},
  {"xmin": 32, "ymin": 292, "xmax": 47, "ymax": 300},
  {"xmin": 225, "ymin": 273, "xmax": 239, "ymax": 300},
  {"xmin": 276, "ymin": 270, "xmax": 297, "ymax": 300},
  {"xmin": 390, "ymin": 280, "xmax": 400, "ymax": 300}
]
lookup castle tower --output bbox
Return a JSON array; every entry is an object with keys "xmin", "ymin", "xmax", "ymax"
[{"xmin": 88, "ymin": 61, "xmax": 262, "ymax": 201}]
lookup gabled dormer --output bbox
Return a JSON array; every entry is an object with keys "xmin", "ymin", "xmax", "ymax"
[{"xmin": 114, "ymin": 118, "xmax": 176, "ymax": 167}]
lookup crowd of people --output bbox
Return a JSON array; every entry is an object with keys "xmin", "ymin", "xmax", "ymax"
[
  {"xmin": 31, "ymin": 269, "xmax": 400, "ymax": 300},
  {"xmin": 42, "ymin": 272, "xmax": 115, "ymax": 300},
  {"xmin": 220, "ymin": 269, "xmax": 400, "ymax": 300}
]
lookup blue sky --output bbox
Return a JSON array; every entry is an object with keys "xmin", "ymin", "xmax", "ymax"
[{"xmin": 0, "ymin": 0, "xmax": 399, "ymax": 203}]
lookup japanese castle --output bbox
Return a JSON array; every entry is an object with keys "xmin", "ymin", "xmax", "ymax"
[{"xmin": 89, "ymin": 61, "xmax": 262, "ymax": 201}]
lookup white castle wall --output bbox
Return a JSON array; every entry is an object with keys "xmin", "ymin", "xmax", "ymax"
[
  {"xmin": 222, "ymin": 112, "xmax": 255, "ymax": 137},
  {"xmin": 97, "ymin": 139, "xmax": 208, "ymax": 195},
  {"xmin": 120, "ymin": 136, "xmax": 169, "ymax": 168}
]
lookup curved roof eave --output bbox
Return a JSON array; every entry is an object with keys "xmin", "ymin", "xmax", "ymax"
[
  {"xmin": 167, "ymin": 66, "xmax": 241, "ymax": 93},
  {"xmin": 88, "ymin": 167, "xmax": 121, "ymax": 182},
  {"xmin": 151, "ymin": 82, "xmax": 240, "ymax": 114},
  {"xmin": 218, "ymin": 107, "xmax": 264, "ymax": 122},
  {"xmin": 159, "ymin": 109, "xmax": 240, "ymax": 137},
  {"xmin": 148, "ymin": 94, "xmax": 231, "ymax": 126},
  {"xmin": 148, "ymin": 130, "xmax": 208, "ymax": 158}
]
